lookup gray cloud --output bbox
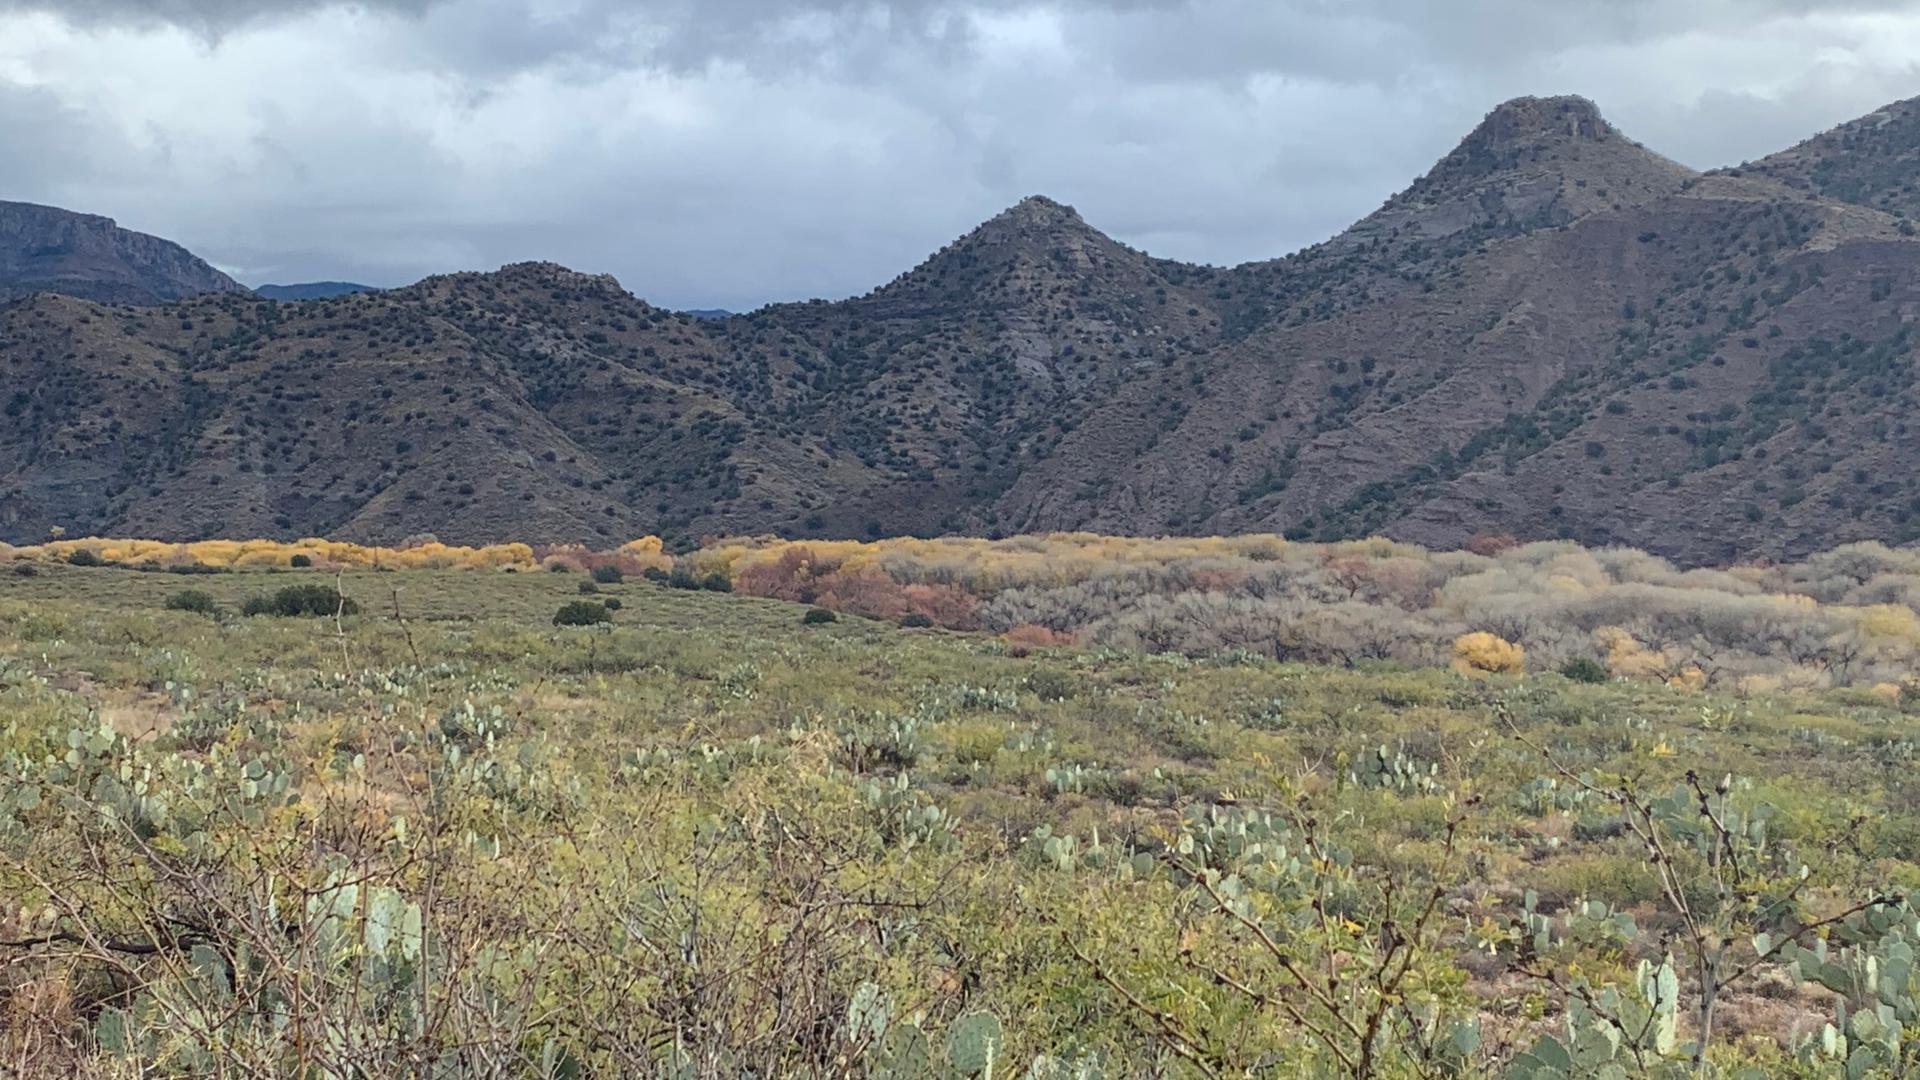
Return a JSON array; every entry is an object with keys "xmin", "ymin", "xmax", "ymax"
[
  {"xmin": 0, "ymin": 0, "xmax": 432, "ymax": 34},
  {"xmin": 0, "ymin": 0, "xmax": 1916, "ymax": 309}
]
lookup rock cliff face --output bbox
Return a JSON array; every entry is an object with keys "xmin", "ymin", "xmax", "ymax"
[{"xmin": 0, "ymin": 201, "xmax": 247, "ymax": 305}]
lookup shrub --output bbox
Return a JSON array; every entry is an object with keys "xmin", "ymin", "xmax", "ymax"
[
  {"xmin": 1452, "ymin": 631, "xmax": 1525, "ymax": 675},
  {"xmin": 289, "ymin": 554, "xmax": 312, "ymax": 568},
  {"xmin": 242, "ymin": 585, "xmax": 359, "ymax": 618},
  {"xmin": 12, "ymin": 563, "xmax": 37, "ymax": 577},
  {"xmin": 164, "ymin": 590, "xmax": 218, "ymax": 615},
  {"xmin": 1027, "ymin": 668, "xmax": 1078, "ymax": 701},
  {"xmin": 1559, "ymin": 657, "xmax": 1610, "ymax": 684},
  {"xmin": 1005, "ymin": 624, "xmax": 1074, "ymax": 648},
  {"xmin": 701, "ymin": 572, "xmax": 732, "ymax": 593},
  {"xmin": 548, "ymin": 562, "xmax": 572, "ymax": 573},
  {"xmin": 900, "ymin": 612, "xmax": 934, "ymax": 628},
  {"xmin": 603, "ymin": 597, "xmax": 623, "ymax": 611},
  {"xmin": 803, "ymin": 608, "xmax": 838, "ymax": 625},
  {"xmin": 553, "ymin": 601, "xmax": 612, "ymax": 627},
  {"xmin": 641, "ymin": 566, "xmax": 671, "ymax": 583},
  {"xmin": 578, "ymin": 581, "xmax": 600, "ymax": 594},
  {"xmin": 813, "ymin": 566, "xmax": 906, "ymax": 620},
  {"xmin": 591, "ymin": 565, "xmax": 624, "ymax": 585},
  {"xmin": 67, "ymin": 549, "xmax": 105, "ymax": 567}
]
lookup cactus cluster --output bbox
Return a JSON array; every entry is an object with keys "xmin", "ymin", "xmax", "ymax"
[
  {"xmin": 1019, "ymin": 824, "xmax": 1146, "ymax": 876},
  {"xmin": 917, "ymin": 683, "xmax": 1022, "ymax": 717},
  {"xmin": 844, "ymin": 985, "xmax": 1058, "ymax": 1079},
  {"xmin": 1781, "ymin": 899, "xmax": 1920, "ymax": 1076},
  {"xmin": 860, "ymin": 774, "xmax": 956, "ymax": 850},
  {"xmin": 1507, "ymin": 955, "xmax": 1684, "ymax": 1078},
  {"xmin": 1044, "ymin": 761, "xmax": 1108, "ymax": 796},
  {"xmin": 1349, "ymin": 743, "xmax": 1440, "ymax": 795},
  {"xmin": 1516, "ymin": 774, "xmax": 1592, "ymax": 816},
  {"xmin": 836, "ymin": 711, "xmax": 927, "ymax": 772},
  {"xmin": 1517, "ymin": 891, "xmax": 1637, "ymax": 957}
]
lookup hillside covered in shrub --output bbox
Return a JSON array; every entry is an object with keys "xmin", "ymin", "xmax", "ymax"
[{"xmin": 7, "ymin": 96, "xmax": 1920, "ymax": 562}]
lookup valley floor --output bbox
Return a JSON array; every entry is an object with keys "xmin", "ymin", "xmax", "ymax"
[{"xmin": 2, "ymin": 564, "xmax": 1917, "ymax": 1076}]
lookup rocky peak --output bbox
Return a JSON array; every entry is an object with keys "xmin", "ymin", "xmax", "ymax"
[
  {"xmin": 986, "ymin": 195, "xmax": 1087, "ymax": 230},
  {"xmin": 1328, "ymin": 94, "xmax": 1694, "ymax": 255},
  {"xmin": 874, "ymin": 195, "xmax": 1135, "ymax": 299},
  {"xmin": 1466, "ymin": 95, "xmax": 1613, "ymax": 150}
]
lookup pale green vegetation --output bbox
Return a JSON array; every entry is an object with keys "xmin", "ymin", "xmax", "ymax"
[{"xmin": 3, "ymin": 561, "xmax": 1920, "ymax": 1077}]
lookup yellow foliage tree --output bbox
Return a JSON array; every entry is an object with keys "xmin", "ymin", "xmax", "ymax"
[{"xmin": 1452, "ymin": 632, "xmax": 1525, "ymax": 675}]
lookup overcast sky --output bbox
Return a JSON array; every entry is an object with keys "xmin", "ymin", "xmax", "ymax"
[{"xmin": 1, "ymin": 1, "xmax": 1917, "ymax": 310}]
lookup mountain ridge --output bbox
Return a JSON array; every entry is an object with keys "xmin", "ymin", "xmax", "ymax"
[
  {"xmin": 0, "ymin": 200, "xmax": 248, "ymax": 305},
  {"xmin": 3, "ymin": 93, "xmax": 1920, "ymax": 564}
]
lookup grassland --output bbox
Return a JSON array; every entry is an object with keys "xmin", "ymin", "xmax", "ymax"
[{"xmin": 4, "ymin": 561, "xmax": 1920, "ymax": 1077}]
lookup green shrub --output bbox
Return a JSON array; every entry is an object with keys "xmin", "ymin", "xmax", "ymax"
[
  {"xmin": 603, "ymin": 597, "xmax": 623, "ymax": 611},
  {"xmin": 666, "ymin": 567, "xmax": 733, "ymax": 593},
  {"xmin": 641, "ymin": 566, "xmax": 670, "ymax": 583},
  {"xmin": 11, "ymin": 563, "xmax": 37, "ymax": 577},
  {"xmin": 901, "ymin": 612, "xmax": 933, "ymax": 628},
  {"xmin": 591, "ymin": 565, "xmax": 624, "ymax": 584},
  {"xmin": 242, "ymin": 585, "xmax": 359, "ymax": 618},
  {"xmin": 1559, "ymin": 657, "xmax": 1610, "ymax": 684},
  {"xmin": 553, "ymin": 601, "xmax": 612, "ymax": 627},
  {"xmin": 578, "ymin": 581, "xmax": 600, "ymax": 594},
  {"xmin": 548, "ymin": 562, "xmax": 572, "ymax": 573},
  {"xmin": 164, "ymin": 590, "xmax": 218, "ymax": 615},
  {"xmin": 1026, "ymin": 669, "xmax": 1078, "ymax": 701},
  {"xmin": 803, "ymin": 608, "xmax": 838, "ymax": 625},
  {"xmin": 67, "ymin": 549, "xmax": 105, "ymax": 567},
  {"xmin": 290, "ymin": 554, "xmax": 312, "ymax": 568}
]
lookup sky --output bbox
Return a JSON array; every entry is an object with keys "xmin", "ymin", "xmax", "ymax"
[{"xmin": 0, "ymin": 1, "xmax": 1917, "ymax": 311}]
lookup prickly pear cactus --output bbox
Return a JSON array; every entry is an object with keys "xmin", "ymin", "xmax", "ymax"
[
  {"xmin": 1782, "ymin": 898, "xmax": 1920, "ymax": 1077},
  {"xmin": 1504, "ymin": 954, "xmax": 1684, "ymax": 1079},
  {"xmin": 945, "ymin": 1012, "xmax": 1005, "ymax": 1077}
]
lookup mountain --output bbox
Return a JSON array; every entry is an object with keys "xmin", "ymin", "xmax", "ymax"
[
  {"xmin": 997, "ymin": 97, "xmax": 1919, "ymax": 562},
  {"xmin": 1742, "ymin": 95, "xmax": 1920, "ymax": 219},
  {"xmin": 0, "ymin": 201, "xmax": 247, "ymax": 305},
  {"xmin": 683, "ymin": 308, "xmax": 734, "ymax": 321},
  {"xmin": 2, "ymin": 93, "xmax": 1919, "ymax": 563},
  {"xmin": 256, "ymin": 281, "xmax": 382, "ymax": 301}
]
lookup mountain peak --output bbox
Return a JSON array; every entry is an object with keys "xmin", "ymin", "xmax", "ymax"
[
  {"xmin": 1328, "ymin": 93, "xmax": 1693, "ymax": 255},
  {"xmin": 992, "ymin": 194, "xmax": 1085, "ymax": 227},
  {"xmin": 871, "ymin": 194, "xmax": 1125, "ymax": 299},
  {"xmin": 1469, "ymin": 95, "xmax": 1612, "ymax": 148}
]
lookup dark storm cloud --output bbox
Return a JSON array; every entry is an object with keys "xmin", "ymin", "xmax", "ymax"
[{"xmin": 0, "ymin": 0, "xmax": 1916, "ymax": 308}]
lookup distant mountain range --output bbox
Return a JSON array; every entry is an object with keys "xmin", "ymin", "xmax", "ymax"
[
  {"xmin": 3, "ymin": 93, "xmax": 1920, "ymax": 563},
  {"xmin": 255, "ymin": 281, "xmax": 382, "ymax": 301}
]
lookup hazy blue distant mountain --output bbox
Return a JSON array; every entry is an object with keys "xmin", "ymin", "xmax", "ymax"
[
  {"xmin": 256, "ymin": 281, "xmax": 381, "ymax": 300},
  {"xmin": 683, "ymin": 308, "xmax": 733, "ymax": 320}
]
